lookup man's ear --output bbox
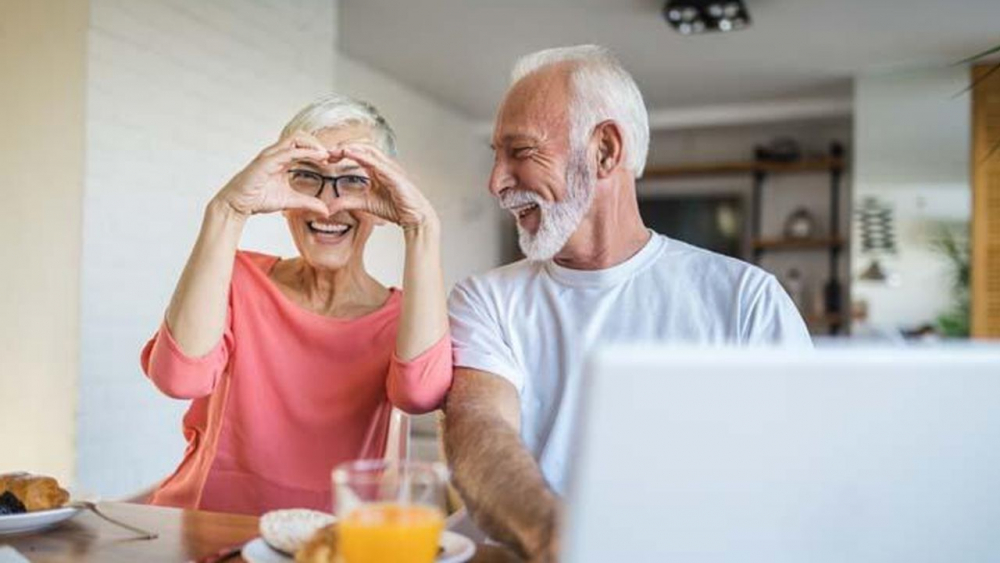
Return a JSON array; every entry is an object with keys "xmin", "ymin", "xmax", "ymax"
[{"xmin": 593, "ymin": 120, "xmax": 624, "ymax": 179}]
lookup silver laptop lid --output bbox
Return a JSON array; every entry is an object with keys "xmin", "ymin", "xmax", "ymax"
[{"xmin": 566, "ymin": 346, "xmax": 1000, "ymax": 563}]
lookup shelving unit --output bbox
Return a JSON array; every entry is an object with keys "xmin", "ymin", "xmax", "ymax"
[
  {"xmin": 751, "ymin": 237, "xmax": 844, "ymax": 252},
  {"xmin": 642, "ymin": 145, "xmax": 847, "ymax": 334},
  {"xmin": 644, "ymin": 156, "xmax": 844, "ymax": 178}
]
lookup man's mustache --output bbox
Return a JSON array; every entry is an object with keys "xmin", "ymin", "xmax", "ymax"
[{"xmin": 499, "ymin": 190, "xmax": 543, "ymax": 210}]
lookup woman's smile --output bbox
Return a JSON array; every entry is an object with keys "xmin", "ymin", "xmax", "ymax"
[{"xmin": 306, "ymin": 219, "xmax": 353, "ymax": 243}]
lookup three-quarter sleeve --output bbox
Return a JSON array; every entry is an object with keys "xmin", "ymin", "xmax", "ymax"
[
  {"xmin": 385, "ymin": 332, "xmax": 453, "ymax": 414},
  {"xmin": 140, "ymin": 311, "xmax": 234, "ymax": 400}
]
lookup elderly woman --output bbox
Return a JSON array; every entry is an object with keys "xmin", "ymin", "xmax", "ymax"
[{"xmin": 140, "ymin": 96, "xmax": 451, "ymax": 515}]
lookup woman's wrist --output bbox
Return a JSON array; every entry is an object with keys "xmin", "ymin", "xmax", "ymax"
[
  {"xmin": 402, "ymin": 211, "xmax": 441, "ymax": 243},
  {"xmin": 206, "ymin": 195, "xmax": 250, "ymax": 226}
]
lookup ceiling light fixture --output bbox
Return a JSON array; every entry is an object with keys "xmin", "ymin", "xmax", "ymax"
[{"xmin": 662, "ymin": 0, "xmax": 751, "ymax": 35}]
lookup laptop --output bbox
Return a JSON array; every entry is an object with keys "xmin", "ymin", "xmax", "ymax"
[{"xmin": 565, "ymin": 346, "xmax": 1000, "ymax": 563}]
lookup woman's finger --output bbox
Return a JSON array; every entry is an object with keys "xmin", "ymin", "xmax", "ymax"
[
  {"xmin": 284, "ymin": 190, "xmax": 330, "ymax": 216},
  {"xmin": 264, "ymin": 147, "xmax": 329, "ymax": 171},
  {"xmin": 324, "ymin": 192, "xmax": 369, "ymax": 214},
  {"xmin": 262, "ymin": 131, "xmax": 326, "ymax": 157},
  {"xmin": 327, "ymin": 192, "xmax": 399, "ymax": 224},
  {"xmin": 329, "ymin": 146, "xmax": 407, "ymax": 189},
  {"xmin": 336, "ymin": 144, "xmax": 406, "ymax": 178},
  {"xmin": 258, "ymin": 137, "xmax": 290, "ymax": 157},
  {"xmin": 288, "ymin": 132, "xmax": 327, "ymax": 153}
]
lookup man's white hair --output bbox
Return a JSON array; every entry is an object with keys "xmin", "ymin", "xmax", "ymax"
[
  {"xmin": 511, "ymin": 45, "xmax": 649, "ymax": 178},
  {"xmin": 281, "ymin": 94, "xmax": 397, "ymax": 156}
]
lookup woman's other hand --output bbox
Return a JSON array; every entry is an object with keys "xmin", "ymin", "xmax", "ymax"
[
  {"xmin": 215, "ymin": 133, "xmax": 331, "ymax": 217},
  {"xmin": 328, "ymin": 144, "xmax": 438, "ymax": 230}
]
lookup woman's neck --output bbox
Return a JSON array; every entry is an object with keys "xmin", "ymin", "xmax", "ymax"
[{"xmin": 270, "ymin": 257, "xmax": 390, "ymax": 319}]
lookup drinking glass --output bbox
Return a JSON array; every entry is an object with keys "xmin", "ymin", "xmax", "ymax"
[{"xmin": 333, "ymin": 459, "xmax": 448, "ymax": 563}]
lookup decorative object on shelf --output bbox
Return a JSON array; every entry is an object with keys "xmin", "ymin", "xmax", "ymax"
[
  {"xmin": 850, "ymin": 299, "xmax": 869, "ymax": 324},
  {"xmin": 783, "ymin": 207, "xmax": 817, "ymax": 240},
  {"xmin": 754, "ymin": 137, "xmax": 802, "ymax": 163},
  {"xmin": 855, "ymin": 197, "xmax": 897, "ymax": 284},
  {"xmin": 783, "ymin": 268, "xmax": 806, "ymax": 312},
  {"xmin": 856, "ymin": 197, "xmax": 897, "ymax": 254},
  {"xmin": 858, "ymin": 259, "xmax": 889, "ymax": 282},
  {"xmin": 663, "ymin": 0, "xmax": 750, "ymax": 35}
]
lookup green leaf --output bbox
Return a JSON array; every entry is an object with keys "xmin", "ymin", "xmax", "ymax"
[{"xmin": 957, "ymin": 42, "xmax": 1000, "ymax": 65}]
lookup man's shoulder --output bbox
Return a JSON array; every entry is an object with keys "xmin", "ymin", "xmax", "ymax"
[
  {"xmin": 653, "ymin": 235, "xmax": 776, "ymax": 293},
  {"xmin": 452, "ymin": 258, "xmax": 544, "ymax": 296}
]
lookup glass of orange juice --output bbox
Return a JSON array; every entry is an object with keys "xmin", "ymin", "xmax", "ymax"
[{"xmin": 333, "ymin": 459, "xmax": 448, "ymax": 563}]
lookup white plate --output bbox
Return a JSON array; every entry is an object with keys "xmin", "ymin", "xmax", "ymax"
[
  {"xmin": 242, "ymin": 530, "xmax": 476, "ymax": 563},
  {"xmin": 241, "ymin": 538, "xmax": 290, "ymax": 563},
  {"xmin": 438, "ymin": 531, "xmax": 477, "ymax": 563},
  {"xmin": 0, "ymin": 506, "xmax": 83, "ymax": 536}
]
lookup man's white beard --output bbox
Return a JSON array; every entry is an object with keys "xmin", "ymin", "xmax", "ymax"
[{"xmin": 509, "ymin": 150, "xmax": 596, "ymax": 261}]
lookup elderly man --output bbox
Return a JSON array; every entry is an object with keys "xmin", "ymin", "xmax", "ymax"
[{"xmin": 443, "ymin": 45, "xmax": 811, "ymax": 561}]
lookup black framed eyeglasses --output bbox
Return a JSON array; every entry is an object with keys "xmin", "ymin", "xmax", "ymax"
[{"xmin": 287, "ymin": 168, "xmax": 371, "ymax": 198}]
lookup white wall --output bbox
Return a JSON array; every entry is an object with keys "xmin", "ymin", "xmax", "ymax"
[
  {"xmin": 0, "ymin": 0, "xmax": 88, "ymax": 484},
  {"xmin": 78, "ymin": 0, "xmax": 338, "ymax": 496},
  {"xmin": 852, "ymin": 67, "xmax": 971, "ymax": 331}
]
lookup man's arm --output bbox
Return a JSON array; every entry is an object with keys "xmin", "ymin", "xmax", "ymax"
[{"xmin": 443, "ymin": 367, "xmax": 561, "ymax": 561}]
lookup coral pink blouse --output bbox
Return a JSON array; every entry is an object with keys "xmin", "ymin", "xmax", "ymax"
[{"xmin": 140, "ymin": 251, "xmax": 452, "ymax": 515}]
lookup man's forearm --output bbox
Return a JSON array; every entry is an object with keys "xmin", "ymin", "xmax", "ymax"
[{"xmin": 444, "ymin": 405, "xmax": 560, "ymax": 557}]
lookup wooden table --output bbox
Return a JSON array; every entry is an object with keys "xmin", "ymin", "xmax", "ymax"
[{"xmin": 2, "ymin": 502, "xmax": 520, "ymax": 562}]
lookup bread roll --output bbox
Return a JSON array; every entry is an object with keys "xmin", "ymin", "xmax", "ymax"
[{"xmin": 0, "ymin": 473, "xmax": 69, "ymax": 511}]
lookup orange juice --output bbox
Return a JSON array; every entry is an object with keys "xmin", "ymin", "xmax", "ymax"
[{"xmin": 338, "ymin": 503, "xmax": 444, "ymax": 563}]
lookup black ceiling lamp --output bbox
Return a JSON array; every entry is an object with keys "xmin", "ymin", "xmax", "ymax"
[{"xmin": 663, "ymin": 0, "xmax": 751, "ymax": 35}]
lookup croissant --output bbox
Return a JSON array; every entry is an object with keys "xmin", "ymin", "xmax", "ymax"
[
  {"xmin": 0, "ymin": 472, "xmax": 70, "ymax": 512},
  {"xmin": 295, "ymin": 523, "xmax": 339, "ymax": 563}
]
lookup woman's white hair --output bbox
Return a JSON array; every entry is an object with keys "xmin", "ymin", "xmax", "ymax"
[
  {"xmin": 511, "ymin": 45, "xmax": 649, "ymax": 178},
  {"xmin": 280, "ymin": 94, "xmax": 397, "ymax": 157}
]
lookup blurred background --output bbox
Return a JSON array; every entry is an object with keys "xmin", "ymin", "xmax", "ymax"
[{"xmin": 2, "ymin": 0, "xmax": 999, "ymax": 499}]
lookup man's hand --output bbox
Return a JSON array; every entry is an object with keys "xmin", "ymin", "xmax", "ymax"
[
  {"xmin": 529, "ymin": 539, "xmax": 560, "ymax": 563},
  {"xmin": 524, "ymin": 507, "xmax": 561, "ymax": 563}
]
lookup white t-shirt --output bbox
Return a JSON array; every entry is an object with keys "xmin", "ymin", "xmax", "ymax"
[{"xmin": 448, "ymin": 232, "xmax": 812, "ymax": 495}]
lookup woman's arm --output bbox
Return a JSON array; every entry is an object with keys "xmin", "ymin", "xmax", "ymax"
[
  {"xmin": 163, "ymin": 199, "xmax": 246, "ymax": 356},
  {"xmin": 329, "ymin": 144, "xmax": 449, "ymax": 359},
  {"xmin": 328, "ymin": 144, "xmax": 452, "ymax": 411},
  {"xmin": 161, "ymin": 133, "xmax": 330, "ymax": 357},
  {"xmin": 397, "ymin": 218, "xmax": 447, "ymax": 360}
]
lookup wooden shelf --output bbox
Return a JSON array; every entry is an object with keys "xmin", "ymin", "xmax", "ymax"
[
  {"xmin": 752, "ymin": 237, "xmax": 845, "ymax": 251},
  {"xmin": 642, "ymin": 157, "xmax": 844, "ymax": 179},
  {"xmin": 805, "ymin": 313, "xmax": 846, "ymax": 327}
]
